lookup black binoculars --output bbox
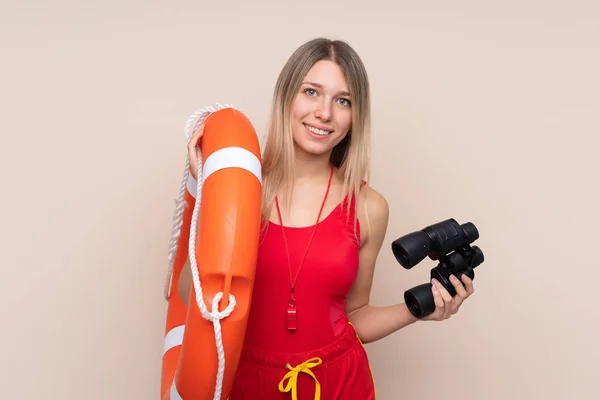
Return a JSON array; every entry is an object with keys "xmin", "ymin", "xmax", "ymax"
[{"xmin": 391, "ymin": 218, "xmax": 485, "ymax": 318}]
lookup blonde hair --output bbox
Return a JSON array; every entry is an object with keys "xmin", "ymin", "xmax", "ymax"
[{"xmin": 261, "ymin": 38, "xmax": 372, "ymax": 223}]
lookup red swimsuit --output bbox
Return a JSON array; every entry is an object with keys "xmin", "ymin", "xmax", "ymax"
[{"xmin": 229, "ymin": 173, "xmax": 376, "ymax": 399}]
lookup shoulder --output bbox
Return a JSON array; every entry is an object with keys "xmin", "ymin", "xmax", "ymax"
[{"xmin": 356, "ymin": 183, "xmax": 389, "ymax": 247}]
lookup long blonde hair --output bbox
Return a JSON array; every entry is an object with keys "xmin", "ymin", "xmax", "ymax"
[{"xmin": 261, "ymin": 38, "xmax": 372, "ymax": 223}]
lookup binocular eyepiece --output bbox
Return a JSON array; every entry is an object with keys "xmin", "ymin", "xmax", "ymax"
[{"xmin": 391, "ymin": 218, "xmax": 485, "ymax": 318}]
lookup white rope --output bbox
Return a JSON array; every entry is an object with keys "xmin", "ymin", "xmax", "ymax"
[
  {"xmin": 164, "ymin": 108, "xmax": 206, "ymax": 300},
  {"xmin": 164, "ymin": 103, "xmax": 236, "ymax": 300},
  {"xmin": 164, "ymin": 103, "xmax": 238, "ymax": 400}
]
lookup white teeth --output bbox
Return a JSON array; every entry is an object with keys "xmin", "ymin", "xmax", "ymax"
[{"xmin": 304, "ymin": 124, "xmax": 331, "ymax": 136}]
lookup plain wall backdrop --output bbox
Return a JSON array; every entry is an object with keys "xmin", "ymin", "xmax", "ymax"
[{"xmin": 1, "ymin": 1, "xmax": 599, "ymax": 399}]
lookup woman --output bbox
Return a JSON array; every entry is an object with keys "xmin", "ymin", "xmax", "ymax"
[{"xmin": 178, "ymin": 37, "xmax": 475, "ymax": 399}]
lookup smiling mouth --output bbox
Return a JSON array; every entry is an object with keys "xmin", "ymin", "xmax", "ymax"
[{"xmin": 303, "ymin": 123, "xmax": 333, "ymax": 136}]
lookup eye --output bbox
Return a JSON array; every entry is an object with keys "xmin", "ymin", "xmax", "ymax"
[
  {"xmin": 337, "ymin": 98, "xmax": 351, "ymax": 107},
  {"xmin": 304, "ymin": 88, "xmax": 318, "ymax": 96}
]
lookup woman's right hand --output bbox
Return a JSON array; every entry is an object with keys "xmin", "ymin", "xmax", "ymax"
[{"xmin": 188, "ymin": 122, "xmax": 205, "ymax": 180}]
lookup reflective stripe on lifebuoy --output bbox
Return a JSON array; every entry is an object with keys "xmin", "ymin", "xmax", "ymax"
[
  {"xmin": 161, "ymin": 104, "xmax": 262, "ymax": 400},
  {"xmin": 186, "ymin": 147, "xmax": 262, "ymax": 199}
]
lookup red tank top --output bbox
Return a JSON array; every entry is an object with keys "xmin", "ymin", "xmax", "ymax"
[{"xmin": 243, "ymin": 187, "xmax": 361, "ymax": 353}]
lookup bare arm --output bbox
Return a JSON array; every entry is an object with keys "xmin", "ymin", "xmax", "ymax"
[
  {"xmin": 178, "ymin": 259, "xmax": 192, "ymax": 307},
  {"xmin": 346, "ymin": 186, "xmax": 419, "ymax": 344},
  {"xmin": 346, "ymin": 185, "xmax": 476, "ymax": 344},
  {"xmin": 176, "ymin": 122, "xmax": 204, "ymax": 309}
]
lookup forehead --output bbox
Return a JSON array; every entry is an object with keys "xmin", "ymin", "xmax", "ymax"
[{"xmin": 303, "ymin": 60, "xmax": 349, "ymax": 93}]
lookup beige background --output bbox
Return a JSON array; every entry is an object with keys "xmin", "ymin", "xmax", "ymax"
[{"xmin": 1, "ymin": 1, "xmax": 599, "ymax": 399}]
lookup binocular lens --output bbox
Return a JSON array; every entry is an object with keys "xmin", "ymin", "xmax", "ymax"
[
  {"xmin": 391, "ymin": 231, "xmax": 431, "ymax": 269},
  {"xmin": 404, "ymin": 283, "xmax": 436, "ymax": 318}
]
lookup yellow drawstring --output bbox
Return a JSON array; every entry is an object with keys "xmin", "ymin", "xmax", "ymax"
[{"xmin": 278, "ymin": 357, "xmax": 323, "ymax": 400}]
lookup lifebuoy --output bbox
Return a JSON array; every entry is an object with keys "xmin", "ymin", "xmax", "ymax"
[{"xmin": 161, "ymin": 104, "xmax": 262, "ymax": 400}]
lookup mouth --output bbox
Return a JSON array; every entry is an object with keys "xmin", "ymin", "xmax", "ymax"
[{"xmin": 303, "ymin": 123, "xmax": 333, "ymax": 137}]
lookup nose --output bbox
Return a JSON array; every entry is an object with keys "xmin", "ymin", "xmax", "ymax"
[{"xmin": 314, "ymin": 99, "xmax": 332, "ymax": 121}]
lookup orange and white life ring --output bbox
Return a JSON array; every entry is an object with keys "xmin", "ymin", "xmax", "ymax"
[{"xmin": 161, "ymin": 104, "xmax": 262, "ymax": 400}]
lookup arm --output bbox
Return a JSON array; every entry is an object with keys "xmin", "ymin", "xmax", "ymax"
[
  {"xmin": 175, "ymin": 122, "xmax": 204, "ymax": 309},
  {"xmin": 178, "ymin": 259, "xmax": 192, "ymax": 307},
  {"xmin": 346, "ymin": 186, "xmax": 476, "ymax": 344},
  {"xmin": 346, "ymin": 186, "xmax": 419, "ymax": 344}
]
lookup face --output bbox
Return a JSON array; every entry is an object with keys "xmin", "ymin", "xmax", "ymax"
[{"xmin": 290, "ymin": 60, "xmax": 353, "ymax": 157}]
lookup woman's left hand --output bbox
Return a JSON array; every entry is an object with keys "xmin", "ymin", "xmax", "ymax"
[{"xmin": 422, "ymin": 274, "xmax": 475, "ymax": 321}]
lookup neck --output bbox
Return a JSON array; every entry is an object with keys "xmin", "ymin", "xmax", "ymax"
[{"xmin": 292, "ymin": 147, "xmax": 333, "ymax": 183}]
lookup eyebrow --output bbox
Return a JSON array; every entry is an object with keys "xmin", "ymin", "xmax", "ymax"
[{"xmin": 302, "ymin": 81, "xmax": 351, "ymax": 97}]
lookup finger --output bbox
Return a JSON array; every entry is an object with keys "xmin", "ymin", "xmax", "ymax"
[
  {"xmin": 449, "ymin": 274, "xmax": 468, "ymax": 299},
  {"xmin": 434, "ymin": 279, "xmax": 453, "ymax": 304},
  {"xmin": 188, "ymin": 123, "xmax": 205, "ymax": 148},
  {"xmin": 433, "ymin": 279, "xmax": 453, "ymax": 319},
  {"xmin": 448, "ymin": 275, "xmax": 467, "ymax": 315},
  {"xmin": 461, "ymin": 274, "xmax": 475, "ymax": 295},
  {"xmin": 193, "ymin": 122, "xmax": 205, "ymax": 138},
  {"xmin": 187, "ymin": 124, "xmax": 205, "ymax": 180},
  {"xmin": 430, "ymin": 280, "xmax": 445, "ymax": 320}
]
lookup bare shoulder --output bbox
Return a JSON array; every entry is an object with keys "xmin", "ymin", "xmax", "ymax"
[{"xmin": 356, "ymin": 183, "xmax": 390, "ymax": 247}]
